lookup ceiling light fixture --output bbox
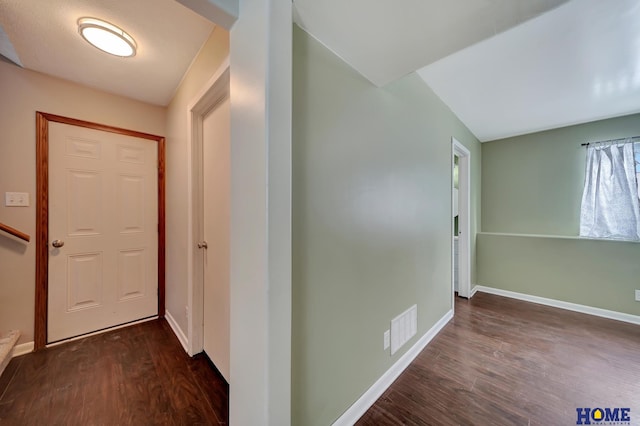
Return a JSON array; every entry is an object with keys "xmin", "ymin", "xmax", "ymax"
[{"xmin": 78, "ymin": 17, "xmax": 137, "ymax": 57}]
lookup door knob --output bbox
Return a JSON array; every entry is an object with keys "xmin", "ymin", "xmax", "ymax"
[
  {"xmin": 197, "ymin": 241, "xmax": 208, "ymax": 249},
  {"xmin": 51, "ymin": 239, "xmax": 64, "ymax": 248}
]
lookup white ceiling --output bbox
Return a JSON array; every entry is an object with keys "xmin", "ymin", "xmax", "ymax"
[
  {"xmin": 3, "ymin": 0, "xmax": 638, "ymax": 141},
  {"xmin": 293, "ymin": 0, "xmax": 569, "ymax": 87},
  {"xmin": 0, "ymin": 24, "xmax": 21, "ymax": 66},
  {"xmin": 0, "ymin": 0, "xmax": 214, "ymax": 106},
  {"xmin": 418, "ymin": 0, "xmax": 640, "ymax": 141}
]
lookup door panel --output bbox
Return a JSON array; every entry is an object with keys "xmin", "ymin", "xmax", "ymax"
[
  {"xmin": 67, "ymin": 252, "xmax": 102, "ymax": 311},
  {"xmin": 117, "ymin": 249, "xmax": 147, "ymax": 300},
  {"xmin": 118, "ymin": 174, "xmax": 145, "ymax": 232},
  {"xmin": 67, "ymin": 170, "xmax": 102, "ymax": 235},
  {"xmin": 202, "ymin": 95, "xmax": 231, "ymax": 381},
  {"xmin": 48, "ymin": 122, "xmax": 158, "ymax": 343}
]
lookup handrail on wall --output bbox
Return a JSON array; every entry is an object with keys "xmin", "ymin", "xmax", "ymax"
[{"xmin": 0, "ymin": 222, "xmax": 30, "ymax": 242}]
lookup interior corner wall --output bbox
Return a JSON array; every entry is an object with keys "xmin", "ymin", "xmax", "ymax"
[
  {"xmin": 165, "ymin": 27, "xmax": 229, "ymax": 338},
  {"xmin": 291, "ymin": 25, "xmax": 481, "ymax": 426},
  {"xmin": 0, "ymin": 61, "xmax": 165, "ymax": 345},
  {"xmin": 479, "ymin": 112, "xmax": 640, "ymax": 316}
]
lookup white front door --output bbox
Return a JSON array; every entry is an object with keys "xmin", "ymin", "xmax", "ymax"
[
  {"xmin": 48, "ymin": 122, "xmax": 158, "ymax": 343},
  {"xmin": 202, "ymin": 95, "xmax": 231, "ymax": 381}
]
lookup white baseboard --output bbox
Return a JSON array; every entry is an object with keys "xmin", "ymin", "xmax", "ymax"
[
  {"xmin": 332, "ymin": 309, "xmax": 454, "ymax": 426},
  {"xmin": 12, "ymin": 341, "xmax": 34, "ymax": 357},
  {"xmin": 165, "ymin": 310, "xmax": 189, "ymax": 353},
  {"xmin": 469, "ymin": 284, "xmax": 479, "ymax": 298},
  {"xmin": 475, "ymin": 285, "xmax": 640, "ymax": 326}
]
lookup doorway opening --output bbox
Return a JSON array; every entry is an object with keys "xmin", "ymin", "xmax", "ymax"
[{"xmin": 452, "ymin": 138, "xmax": 471, "ymax": 301}]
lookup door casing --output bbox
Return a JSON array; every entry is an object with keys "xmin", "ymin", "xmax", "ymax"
[
  {"xmin": 452, "ymin": 137, "xmax": 471, "ymax": 301},
  {"xmin": 35, "ymin": 111, "xmax": 166, "ymax": 350}
]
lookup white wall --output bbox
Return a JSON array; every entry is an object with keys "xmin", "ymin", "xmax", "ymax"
[
  {"xmin": 0, "ymin": 61, "xmax": 165, "ymax": 345},
  {"xmin": 229, "ymin": 0, "xmax": 292, "ymax": 423},
  {"xmin": 173, "ymin": 2, "xmax": 293, "ymax": 422}
]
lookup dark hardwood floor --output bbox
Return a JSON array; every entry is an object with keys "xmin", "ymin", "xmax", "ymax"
[
  {"xmin": 358, "ymin": 292, "xmax": 640, "ymax": 426},
  {"xmin": 2, "ymin": 295, "xmax": 638, "ymax": 425},
  {"xmin": 0, "ymin": 320, "xmax": 228, "ymax": 425}
]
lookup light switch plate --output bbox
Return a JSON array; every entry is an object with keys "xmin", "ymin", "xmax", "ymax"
[
  {"xmin": 5, "ymin": 192, "xmax": 29, "ymax": 207},
  {"xmin": 384, "ymin": 330, "xmax": 390, "ymax": 350},
  {"xmin": 635, "ymin": 289, "xmax": 640, "ymax": 302}
]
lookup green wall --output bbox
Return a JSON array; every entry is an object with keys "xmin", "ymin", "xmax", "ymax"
[
  {"xmin": 292, "ymin": 25, "xmax": 481, "ymax": 425},
  {"xmin": 478, "ymin": 234, "xmax": 640, "ymax": 315},
  {"xmin": 482, "ymin": 113, "xmax": 640, "ymax": 235},
  {"xmin": 479, "ymin": 113, "xmax": 640, "ymax": 315}
]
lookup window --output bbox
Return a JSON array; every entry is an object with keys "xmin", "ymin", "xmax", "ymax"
[
  {"xmin": 579, "ymin": 140, "xmax": 640, "ymax": 241},
  {"xmin": 636, "ymin": 144, "xmax": 640, "ymax": 199}
]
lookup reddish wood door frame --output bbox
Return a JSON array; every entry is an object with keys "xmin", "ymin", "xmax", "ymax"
[{"xmin": 35, "ymin": 112, "xmax": 166, "ymax": 350}]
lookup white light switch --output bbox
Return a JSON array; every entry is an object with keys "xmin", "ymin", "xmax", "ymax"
[
  {"xmin": 5, "ymin": 192, "xmax": 30, "ymax": 207},
  {"xmin": 635, "ymin": 290, "xmax": 640, "ymax": 302}
]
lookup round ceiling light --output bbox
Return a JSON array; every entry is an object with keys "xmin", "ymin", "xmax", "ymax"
[{"xmin": 78, "ymin": 18, "xmax": 137, "ymax": 57}]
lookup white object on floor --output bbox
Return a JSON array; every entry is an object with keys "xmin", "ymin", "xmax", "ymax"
[{"xmin": 0, "ymin": 330, "xmax": 21, "ymax": 377}]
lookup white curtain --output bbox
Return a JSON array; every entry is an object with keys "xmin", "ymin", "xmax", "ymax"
[{"xmin": 579, "ymin": 141, "xmax": 640, "ymax": 241}]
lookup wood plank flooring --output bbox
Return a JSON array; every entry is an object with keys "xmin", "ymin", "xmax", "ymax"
[
  {"xmin": 358, "ymin": 292, "xmax": 640, "ymax": 426},
  {"xmin": 0, "ymin": 320, "xmax": 228, "ymax": 425},
  {"xmin": 2, "ymin": 294, "xmax": 638, "ymax": 425}
]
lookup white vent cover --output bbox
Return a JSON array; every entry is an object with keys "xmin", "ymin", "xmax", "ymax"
[{"xmin": 390, "ymin": 304, "xmax": 417, "ymax": 355}]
